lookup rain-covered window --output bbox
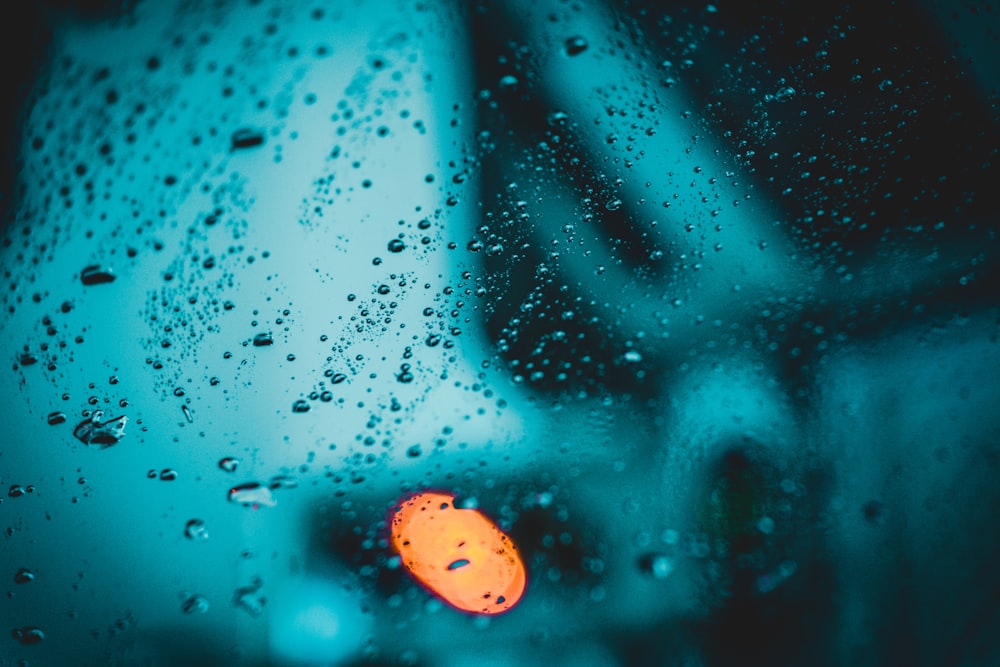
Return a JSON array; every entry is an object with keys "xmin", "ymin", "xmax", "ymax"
[{"xmin": 3, "ymin": 0, "xmax": 999, "ymax": 665}]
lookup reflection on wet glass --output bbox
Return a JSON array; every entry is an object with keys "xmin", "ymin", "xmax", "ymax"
[{"xmin": 1, "ymin": 0, "xmax": 998, "ymax": 665}]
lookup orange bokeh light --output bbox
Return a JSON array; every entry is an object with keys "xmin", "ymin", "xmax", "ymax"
[{"xmin": 390, "ymin": 491, "xmax": 526, "ymax": 615}]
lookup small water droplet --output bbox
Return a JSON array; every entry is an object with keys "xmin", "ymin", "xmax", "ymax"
[
  {"xmin": 291, "ymin": 399, "xmax": 310, "ymax": 413},
  {"xmin": 565, "ymin": 35, "xmax": 588, "ymax": 56},
  {"xmin": 387, "ymin": 238, "xmax": 406, "ymax": 253},
  {"xmin": 14, "ymin": 568, "xmax": 35, "ymax": 584},
  {"xmin": 184, "ymin": 519, "xmax": 209, "ymax": 541},
  {"xmin": 159, "ymin": 469, "xmax": 178, "ymax": 481},
  {"xmin": 547, "ymin": 110, "xmax": 569, "ymax": 126},
  {"xmin": 47, "ymin": 411, "xmax": 67, "ymax": 425},
  {"xmin": 497, "ymin": 74, "xmax": 519, "ymax": 92},
  {"xmin": 268, "ymin": 475, "xmax": 298, "ymax": 490},
  {"xmin": 181, "ymin": 594, "xmax": 210, "ymax": 614},
  {"xmin": 771, "ymin": 85, "xmax": 796, "ymax": 102},
  {"xmin": 81, "ymin": 265, "xmax": 116, "ymax": 285},
  {"xmin": 396, "ymin": 364, "xmax": 414, "ymax": 383},
  {"xmin": 638, "ymin": 553, "xmax": 674, "ymax": 580},
  {"xmin": 233, "ymin": 578, "xmax": 266, "ymax": 617},
  {"xmin": 219, "ymin": 457, "xmax": 240, "ymax": 472},
  {"xmin": 252, "ymin": 332, "xmax": 274, "ymax": 347}
]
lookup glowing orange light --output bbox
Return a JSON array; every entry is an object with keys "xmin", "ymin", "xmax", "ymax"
[{"xmin": 390, "ymin": 491, "xmax": 526, "ymax": 615}]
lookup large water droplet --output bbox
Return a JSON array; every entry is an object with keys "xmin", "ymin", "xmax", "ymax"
[
  {"xmin": 228, "ymin": 482, "xmax": 277, "ymax": 508},
  {"xmin": 12, "ymin": 626, "xmax": 45, "ymax": 645},
  {"xmin": 72, "ymin": 412, "xmax": 128, "ymax": 448},
  {"xmin": 231, "ymin": 128, "xmax": 265, "ymax": 150},
  {"xmin": 253, "ymin": 332, "xmax": 274, "ymax": 347},
  {"xmin": 47, "ymin": 411, "xmax": 67, "ymax": 425},
  {"xmin": 80, "ymin": 265, "xmax": 116, "ymax": 285},
  {"xmin": 14, "ymin": 568, "xmax": 35, "ymax": 584}
]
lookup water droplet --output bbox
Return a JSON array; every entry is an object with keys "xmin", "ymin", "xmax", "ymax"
[
  {"xmin": 771, "ymin": 85, "xmax": 796, "ymax": 102},
  {"xmin": 47, "ymin": 411, "xmax": 67, "ymax": 425},
  {"xmin": 14, "ymin": 568, "xmax": 35, "ymax": 584},
  {"xmin": 268, "ymin": 475, "xmax": 298, "ymax": 490},
  {"xmin": 605, "ymin": 198, "xmax": 623, "ymax": 211},
  {"xmin": 181, "ymin": 404, "xmax": 193, "ymax": 423},
  {"xmin": 638, "ymin": 553, "xmax": 674, "ymax": 580},
  {"xmin": 228, "ymin": 482, "xmax": 277, "ymax": 508},
  {"xmin": 231, "ymin": 128, "xmax": 265, "ymax": 150},
  {"xmin": 497, "ymin": 74, "xmax": 519, "ymax": 92},
  {"xmin": 396, "ymin": 364, "xmax": 414, "ymax": 383},
  {"xmin": 159, "ymin": 469, "xmax": 178, "ymax": 481},
  {"xmin": 233, "ymin": 578, "xmax": 266, "ymax": 617},
  {"xmin": 387, "ymin": 238, "xmax": 406, "ymax": 253},
  {"xmin": 331, "ymin": 372, "xmax": 347, "ymax": 384},
  {"xmin": 291, "ymin": 399, "xmax": 311, "ymax": 413},
  {"xmin": 547, "ymin": 110, "xmax": 569, "ymax": 126},
  {"xmin": 406, "ymin": 444, "xmax": 422, "ymax": 458},
  {"xmin": 12, "ymin": 626, "xmax": 45, "ymax": 645},
  {"xmin": 8, "ymin": 485, "xmax": 26, "ymax": 497},
  {"xmin": 81, "ymin": 265, "xmax": 116, "ymax": 285},
  {"xmin": 181, "ymin": 594, "xmax": 210, "ymax": 614},
  {"xmin": 252, "ymin": 332, "xmax": 274, "ymax": 347},
  {"xmin": 564, "ymin": 35, "xmax": 588, "ymax": 56},
  {"xmin": 184, "ymin": 519, "xmax": 209, "ymax": 541},
  {"xmin": 219, "ymin": 457, "xmax": 240, "ymax": 472},
  {"xmin": 72, "ymin": 412, "xmax": 128, "ymax": 448},
  {"xmin": 19, "ymin": 352, "xmax": 37, "ymax": 366},
  {"xmin": 623, "ymin": 350, "xmax": 642, "ymax": 363}
]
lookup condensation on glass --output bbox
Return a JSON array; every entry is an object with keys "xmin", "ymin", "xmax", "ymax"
[{"xmin": 1, "ymin": 0, "xmax": 998, "ymax": 666}]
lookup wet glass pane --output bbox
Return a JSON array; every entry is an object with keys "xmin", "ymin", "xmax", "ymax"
[{"xmin": 2, "ymin": 1, "xmax": 998, "ymax": 665}]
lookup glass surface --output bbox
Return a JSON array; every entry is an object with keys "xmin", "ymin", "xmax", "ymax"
[{"xmin": 2, "ymin": 1, "xmax": 998, "ymax": 665}]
